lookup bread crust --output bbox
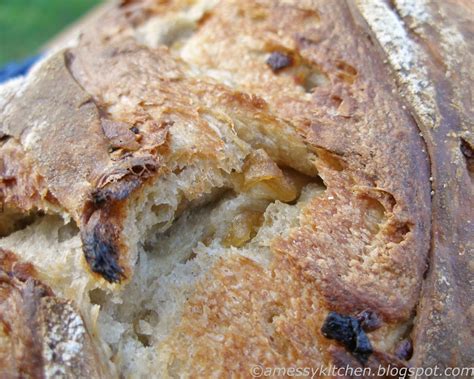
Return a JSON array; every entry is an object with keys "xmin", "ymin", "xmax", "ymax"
[
  {"xmin": 0, "ymin": 0, "xmax": 470, "ymax": 376},
  {"xmin": 355, "ymin": 0, "xmax": 474, "ymax": 368},
  {"xmin": 0, "ymin": 249, "xmax": 112, "ymax": 378}
]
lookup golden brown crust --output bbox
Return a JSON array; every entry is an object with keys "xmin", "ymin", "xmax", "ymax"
[
  {"xmin": 0, "ymin": 0, "xmax": 470, "ymax": 375},
  {"xmin": 160, "ymin": 255, "xmax": 329, "ymax": 376},
  {"xmin": 170, "ymin": 0, "xmax": 430, "ymax": 319},
  {"xmin": 0, "ymin": 139, "xmax": 53, "ymax": 213},
  {"xmin": 144, "ymin": 1, "xmax": 433, "ymax": 372},
  {"xmin": 354, "ymin": 0, "xmax": 474, "ymax": 368},
  {"xmin": 0, "ymin": 249, "xmax": 110, "ymax": 378}
]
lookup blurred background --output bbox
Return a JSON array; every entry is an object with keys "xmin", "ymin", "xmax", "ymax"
[{"xmin": 0, "ymin": 0, "xmax": 100, "ymax": 66}]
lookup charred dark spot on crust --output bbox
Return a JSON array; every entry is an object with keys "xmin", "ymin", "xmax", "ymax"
[
  {"xmin": 394, "ymin": 338, "xmax": 413, "ymax": 361},
  {"xmin": 321, "ymin": 311, "xmax": 373, "ymax": 364},
  {"xmin": 460, "ymin": 138, "xmax": 474, "ymax": 159},
  {"xmin": 266, "ymin": 52, "xmax": 293, "ymax": 72},
  {"xmin": 81, "ymin": 210, "xmax": 125, "ymax": 283},
  {"xmin": 91, "ymin": 189, "xmax": 110, "ymax": 207},
  {"xmin": 0, "ymin": 132, "xmax": 10, "ymax": 143},
  {"xmin": 460, "ymin": 137, "xmax": 474, "ymax": 174},
  {"xmin": 84, "ymin": 171, "xmax": 156, "ymax": 282},
  {"xmin": 83, "ymin": 238, "xmax": 124, "ymax": 283},
  {"xmin": 81, "ymin": 217, "xmax": 124, "ymax": 283}
]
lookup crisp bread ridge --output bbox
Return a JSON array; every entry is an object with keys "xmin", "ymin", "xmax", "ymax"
[
  {"xmin": 0, "ymin": 0, "xmax": 471, "ymax": 377},
  {"xmin": 356, "ymin": 0, "xmax": 474, "ymax": 369}
]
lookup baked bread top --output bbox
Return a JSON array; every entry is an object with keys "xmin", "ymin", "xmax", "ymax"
[
  {"xmin": 0, "ymin": 0, "xmax": 472, "ymax": 377},
  {"xmin": 0, "ymin": 249, "xmax": 110, "ymax": 378}
]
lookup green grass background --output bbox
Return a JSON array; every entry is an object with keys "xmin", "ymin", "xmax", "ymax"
[{"xmin": 0, "ymin": 0, "xmax": 100, "ymax": 65}]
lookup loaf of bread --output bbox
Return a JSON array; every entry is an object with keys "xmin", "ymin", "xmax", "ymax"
[{"xmin": 0, "ymin": 0, "xmax": 472, "ymax": 377}]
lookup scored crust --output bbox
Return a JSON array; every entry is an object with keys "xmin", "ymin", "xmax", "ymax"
[
  {"xmin": 0, "ymin": 0, "xmax": 471, "ymax": 377},
  {"xmin": 356, "ymin": 0, "xmax": 474, "ymax": 369}
]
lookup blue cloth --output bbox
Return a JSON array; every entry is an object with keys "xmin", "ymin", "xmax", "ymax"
[{"xmin": 0, "ymin": 55, "xmax": 42, "ymax": 84}]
